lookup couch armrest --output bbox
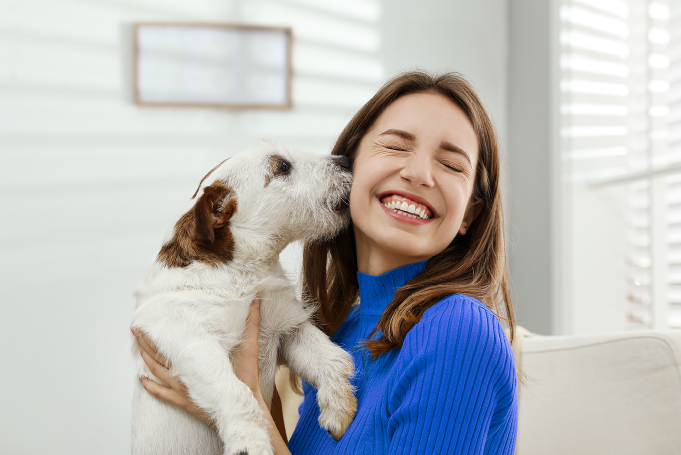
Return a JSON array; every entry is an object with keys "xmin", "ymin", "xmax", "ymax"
[{"xmin": 516, "ymin": 331, "xmax": 681, "ymax": 455}]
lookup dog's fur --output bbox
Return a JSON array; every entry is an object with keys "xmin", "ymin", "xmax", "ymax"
[{"xmin": 131, "ymin": 144, "xmax": 356, "ymax": 455}]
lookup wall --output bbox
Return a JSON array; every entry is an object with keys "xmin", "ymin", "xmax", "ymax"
[
  {"xmin": 508, "ymin": 0, "xmax": 638, "ymax": 336},
  {"xmin": 0, "ymin": 0, "xmax": 508, "ymax": 453},
  {"xmin": 382, "ymin": 0, "xmax": 508, "ymax": 145},
  {"xmin": 507, "ymin": 0, "xmax": 559, "ymax": 335}
]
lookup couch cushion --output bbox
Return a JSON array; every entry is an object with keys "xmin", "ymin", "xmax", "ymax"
[{"xmin": 516, "ymin": 331, "xmax": 681, "ymax": 455}]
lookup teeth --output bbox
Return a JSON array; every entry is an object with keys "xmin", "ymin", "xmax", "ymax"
[{"xmin": 382, "ymin": 198, "xmax": 431, "ymax": 220}]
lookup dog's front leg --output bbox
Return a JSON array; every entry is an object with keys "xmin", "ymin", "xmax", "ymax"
[
  {"xmin": 175, "ymin": 340, "xmax": 274, "ymax": 455},
  {"xmin": 280, "ymin": 322, "xmax": 357, "ymax": 440}
]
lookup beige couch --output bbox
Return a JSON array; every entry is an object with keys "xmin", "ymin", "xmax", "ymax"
[
  {"xmin": 516, "ymin": 329, "xmax": 681, "ymax": 455},
  {"xmin": 277, "ymin": 329, "xmax": 681, "ymax": 453}
]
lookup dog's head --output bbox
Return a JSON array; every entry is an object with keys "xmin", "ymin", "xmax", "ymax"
[{"xmin": 158, "ymin": 144, "xmax": 352, "ymax": 268}]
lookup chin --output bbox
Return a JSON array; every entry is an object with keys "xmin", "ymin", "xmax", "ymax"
[{"xmin": 376, "ymin": 238, "xmax": 436, "ymax": 262}]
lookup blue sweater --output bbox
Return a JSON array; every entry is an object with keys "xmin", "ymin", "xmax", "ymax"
[{"xmin": 288, "ymin": 261, "xmax": 518, "ymax": 454}]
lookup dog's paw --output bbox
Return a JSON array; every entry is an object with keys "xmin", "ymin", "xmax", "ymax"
[
  {"xmin": 317, "ymin": 382, "xmax": 357, "ymax": 440},
  {"xmin": 228, "ymin": 446, "xmax": 272, "ymax": 455},
  {"xmin": 225, "ymin": 434, "xmax": 273, "ymax": 455}
]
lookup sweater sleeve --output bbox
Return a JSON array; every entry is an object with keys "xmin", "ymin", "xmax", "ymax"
[{"xmin": 385, "ymin": 295, "xmax": 517, "ymax": 455}]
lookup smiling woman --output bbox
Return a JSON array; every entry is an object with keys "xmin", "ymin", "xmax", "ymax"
[
  {"xmin": 304, "ymin": 72, "xmax": 513, "ymax": 354},
  {"xmin": 292, "ymin": 71, "xmax": 517, "ymax": 454},
  {"xmin": 349, "ymin": 92, "xmax": 481, "ymax": 273},
  {"xmin": 136, "ymin": 71, "xmax": 517, "ymax": 455}
]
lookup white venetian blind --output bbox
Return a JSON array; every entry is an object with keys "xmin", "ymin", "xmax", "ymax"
[
  {"xmin": 667, "ymin": 0, "xmax": 681, "ymax": 326},
  {"xmin": 560, "ymin": 0, "xmax": 680, "ymax": 330}
]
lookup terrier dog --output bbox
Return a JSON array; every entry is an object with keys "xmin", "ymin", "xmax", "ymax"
[{"xmin": 130, "ymin": 144, "xmax": 357, "ymax": 455}]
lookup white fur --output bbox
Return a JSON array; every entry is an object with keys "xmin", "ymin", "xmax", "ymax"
[{"xmin": 131, "ymin": 144, "xmax": 356, "ymax": 455}]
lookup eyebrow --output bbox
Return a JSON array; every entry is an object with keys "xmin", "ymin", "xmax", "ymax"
[
  {"xmin": 440, "ymin": 140, "xmax": 472, "ymax": 166},
  {"xmin": 379, "ymin": 128, "xmax": 415, "ymax": 141},
  {"xmin": 379, "ymin": 128, "xmax": 472, "ymax": 165}
]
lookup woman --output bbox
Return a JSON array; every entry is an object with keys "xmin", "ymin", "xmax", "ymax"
[{"xmin": 135, "ymin": 71, "xmax": 518, "ymax": 454}]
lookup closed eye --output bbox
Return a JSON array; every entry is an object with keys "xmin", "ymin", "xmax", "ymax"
[
  {"xmin": 441, "ymin": 161, "xmax": 464, "ymax": 173},
  {"xmin": 376, "ymin": 138, "xmax": 410, "ymax": 152}
]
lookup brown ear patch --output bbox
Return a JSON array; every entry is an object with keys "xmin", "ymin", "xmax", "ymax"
[
  {"xmin": 264, "ymin": 154, "xmax": 289, "ymax": 187},
  {"xmin": 192, "ymin": 158, "xmax": 229, "ymax": 199},
  {"xmin": 158, "ymin": 181, "xmax": 238, "ymax": 268}
]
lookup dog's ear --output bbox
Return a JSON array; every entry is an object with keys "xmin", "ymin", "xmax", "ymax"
[{"xmin": 194, "ymin": 183, "xmax": 237, "ymax": 243}]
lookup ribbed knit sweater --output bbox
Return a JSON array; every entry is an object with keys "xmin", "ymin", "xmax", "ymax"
[{"xmin": 287, "ymin": 261, "xmax": 518, "ymax": 454}]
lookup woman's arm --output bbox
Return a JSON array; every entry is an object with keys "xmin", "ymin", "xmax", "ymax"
[
  {"xmin": 386, "ymin": 296, "xmax": 517, "ymax": 454},
  {"xmin": 133, "ymin": 297, "xmax": 292, "ymax": 454}
]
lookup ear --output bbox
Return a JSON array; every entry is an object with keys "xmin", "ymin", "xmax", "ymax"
[
  {"xmin": 194, "ymin": 183, "xmax": 236, "ymax": 243},
  {"xmin": 459, "ymin": 199, "xmax": 483, "ymax": 236}
]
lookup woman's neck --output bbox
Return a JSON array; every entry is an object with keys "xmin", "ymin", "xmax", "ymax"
[{"xmin": 355, "ymin": 233, "xmax": 431, "ymax": 275}]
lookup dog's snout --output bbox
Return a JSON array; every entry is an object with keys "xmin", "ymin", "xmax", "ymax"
[{"xmin": 335, "ymin": 155, "xmax": 351, "ymax": 171}]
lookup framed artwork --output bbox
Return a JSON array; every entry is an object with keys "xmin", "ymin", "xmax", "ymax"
[{"xmin": 134, "ymin": 23, "xmax": 292, "ymax": 108}]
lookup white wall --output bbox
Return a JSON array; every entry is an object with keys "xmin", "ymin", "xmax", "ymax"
[
  {"xmin": 508, "ymin": 0, "xmax": 559, "ymax": 335},
  {"xmin": 381, "ymin": 0, "xmax": 508, "ymax": 141},
  {"xmin": 0, "ymin": 1, "xmax": 508, "ymax": 453}
]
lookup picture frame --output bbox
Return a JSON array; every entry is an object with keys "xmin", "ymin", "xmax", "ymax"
[{"xmin": 134, "ymin": 22, "xmax": 293, "ymax": 109}]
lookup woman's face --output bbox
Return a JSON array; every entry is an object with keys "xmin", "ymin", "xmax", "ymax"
[{"xmin": 349, "ymin": 92, "xmax": 481, "ymax": 275}]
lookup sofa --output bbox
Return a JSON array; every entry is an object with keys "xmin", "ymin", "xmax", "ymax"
[
  {"xmin": 276, "ymin": 328, "xmax": 681, "ymax": 453},
  {"xmin": 515, "ymin": 329, "xmax": 681, "ymax": 454}
]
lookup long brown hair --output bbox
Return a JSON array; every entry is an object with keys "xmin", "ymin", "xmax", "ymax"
[{"xmin": 302, "ymin": 71, "xmax": 514, "ymax": 359}]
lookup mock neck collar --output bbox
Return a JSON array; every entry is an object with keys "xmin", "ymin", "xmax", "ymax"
[{"xmin": 356, "ymin": 261, "xmax": 428, "ymax": 321}]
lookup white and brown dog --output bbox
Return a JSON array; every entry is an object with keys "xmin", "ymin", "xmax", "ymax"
[{"xmin": 130, "ymin": 144, "xmax": 356, "ymax": 455}]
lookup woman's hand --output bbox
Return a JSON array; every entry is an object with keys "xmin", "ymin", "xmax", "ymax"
[
  {"xmin": 132, "ymin": 327, "xmax": 216, "ymax": 428},
  {"xmin": 132, "ymin": 297, "xmax": 291, "ymax": 453},
  {"xmin": 230, "ymin": 296, "xmax": 264, "ymax": 398}
]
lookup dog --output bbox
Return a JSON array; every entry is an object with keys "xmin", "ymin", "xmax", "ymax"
[{"xmin": 130, "ymin": 144, "xmax": 357, "ymax": 455}]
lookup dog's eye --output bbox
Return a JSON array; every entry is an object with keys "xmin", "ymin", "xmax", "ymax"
[{"xmin": 277, "ymin": 160, "xmax": 292, "ymax": 175}]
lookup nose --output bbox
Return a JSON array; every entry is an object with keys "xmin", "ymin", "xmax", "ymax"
[
  {"xmin": 400, "ymin": 153, "xmax": 434, "ymax": 187},
  {"xmin": 335, "ymin": 155, "xmax": 351, "ymax": 171}
]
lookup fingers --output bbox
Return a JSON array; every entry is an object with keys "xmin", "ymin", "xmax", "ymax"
[
  {"xmin": 132, "ymin": 327, "xmax": 183, "ymax": 392},
  {"xmin": 131, "ymin": 327, "xmax": 171, "ymax": 368},
  {"xmin": 240, "ymin": 296, "xmax": 261, "ymax": 367},
  {"xmin": 139, "ymin": 375, "xmax": 215, "ymax": 428},
  {"xmin": 245, "ymin": 296, "xmax": 261, "ymax": 344},
  {"xmin": 131, "ymin": 330, "xmax": 216, "ymax": 428},
  {"xmin": 139, "ymin": 376, "xmax": 183, "ymax": 406},
  {"xmin": 230, "ymin": 296, "xmax": 263, "ymax": 395},
  {"xmin": 138, "ymin": 345, "xmax": 185, "ymax": 391}
]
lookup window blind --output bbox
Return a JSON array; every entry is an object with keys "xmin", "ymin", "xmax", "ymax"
[
  {"xmin": 667, "ymin": 0, "xmax": 681, "ymax": 326},
  {"xmin": 560, "ymin": 0, "xmax": 679, "ymax": 329}
]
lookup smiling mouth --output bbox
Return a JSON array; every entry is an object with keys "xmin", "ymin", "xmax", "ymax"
[{"xmin": 379, "ymin": 194, "xmax": 434, "ymax": 220}]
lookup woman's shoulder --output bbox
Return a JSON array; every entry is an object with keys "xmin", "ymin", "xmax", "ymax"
[
  {"xmin": 419, "ymin": 293, "xmax": 505, "ymax": 336},
  {"xmin": 403, "ymin": 294, "xmax": 514, "ymax": 373}
]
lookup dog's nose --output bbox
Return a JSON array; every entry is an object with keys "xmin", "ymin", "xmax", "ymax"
[{"xmin": 335, "ymin": 155, "xmax": 351, "ymax": 171}]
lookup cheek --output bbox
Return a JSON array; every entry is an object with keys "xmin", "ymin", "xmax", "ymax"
[
  {"xmin": 348, "ymin": 181, "xmax": 368, "ymax": 226},
  {"xmin": 439, "ymin": 189, "xmax": 469, "ymax": 224},
  {"xmin": 348, "ymin": 164, "xmax": 373, "ymax": 204},
  {"xmin": 347, "ymin": 165, "xmax": 381, "ymax": 230},
  {"xmin": 348, "ymin": 179, "xmax": 361, "ymax": 210}
]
